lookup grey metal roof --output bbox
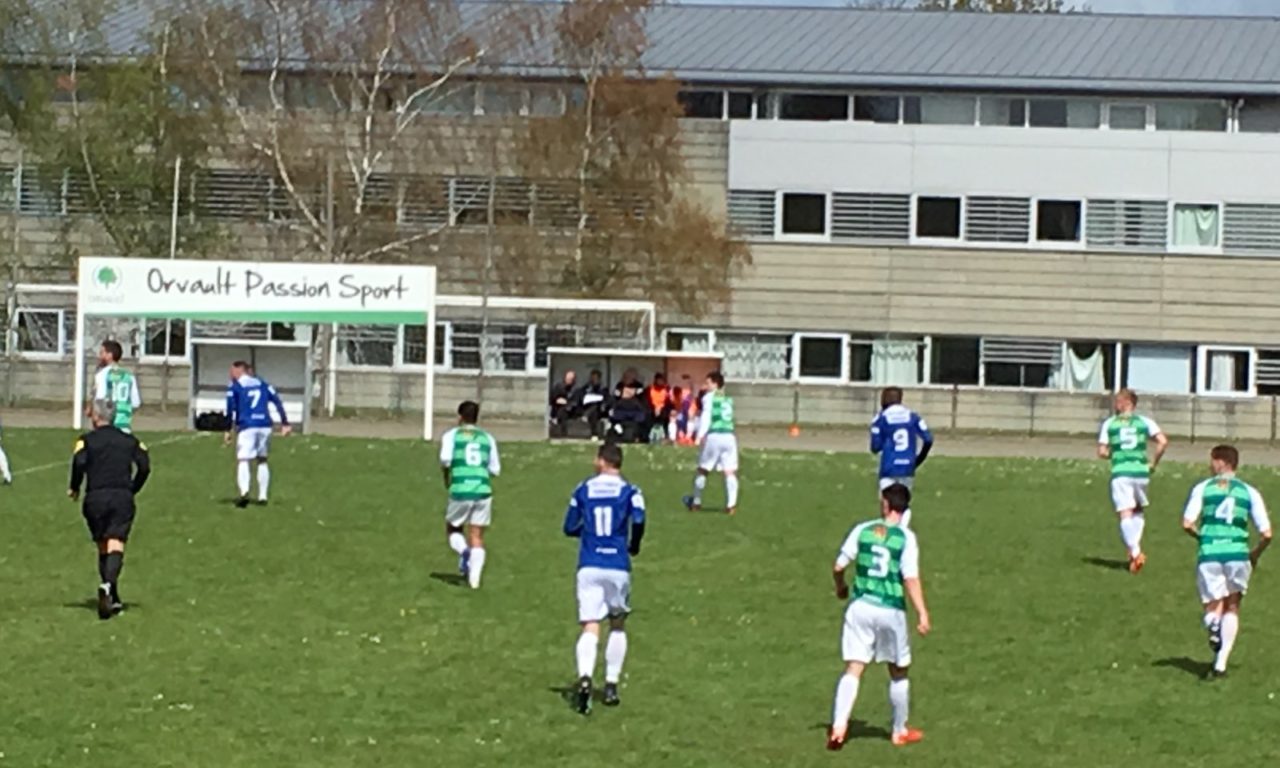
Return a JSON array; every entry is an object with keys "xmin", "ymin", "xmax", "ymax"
[{"xmin": 16, "ymin": 1, "xmax": 1280, "ymax": 96}]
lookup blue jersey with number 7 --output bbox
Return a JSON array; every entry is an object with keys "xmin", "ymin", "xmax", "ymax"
[
  {"xmin": 563, "ymin": 473, "xmax": 645, "ymax": 572},
  {"xmin": 870, "ymin": 404, "xmax": 933, "ymax": 479},
  {"xmin": 226, "ymin": 375, "xmax": 288, "ymax": 429}
]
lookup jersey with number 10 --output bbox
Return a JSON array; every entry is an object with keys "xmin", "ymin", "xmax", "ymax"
[
  {"xmin": 563, "ymin": 473, "xmax": 646, "ymax": 572},
  {"xmin": 95, "ymin": 365, "xmax": 140, "ymax": 430},
  {"xmin": 870, "ymin": 404, "xmax": 933, "ymax": 478},
  {"xmin": 837, "ymin": 519, "xmax": 920, "ymax": 611},
  {"xmin": 1099, "ymin": 414, "xmax": 1161, "ymax": 478}
]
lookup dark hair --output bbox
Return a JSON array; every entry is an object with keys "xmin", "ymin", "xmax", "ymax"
[
  {"xmin": 653, "ymin": 373, "xmax": 667, "ymax": 385},
  {"xmin": 1117, "ymin": 388, "xmax": 1138, "ymax": 407},
  {"xmin": 598, "ymin": 443, "xmax": 623, "ymax": 470},
  {"xmin": 458, "ymin": 401, "xmax": 480, "ymax": 424},
  {"xmin": 231, "ymin": 360, "xmax": 249, "ymax": 370},
  {"xmin": 101, "ymin": 339, "xmax": 124, "ymax": 362},
  {"xmin": 706, "ymin": 370, "xmax": 725, "ymax": 388},
  {"xmin": 1211, "ymin": 444, "xmax": 1239, "ymax": 470},
  {"xmin": 882, "ymin": 483, "xmax": 911, "ymax": 514},
  {"xmin": 881, "ymin": 387, "xmax": 904, "ymax": 408},
  {"xmin": 590, "ymin": 369, "xmax": 603, "ymax": 379}
]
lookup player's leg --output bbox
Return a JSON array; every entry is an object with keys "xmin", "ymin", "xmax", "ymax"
[
  {"xmin": 444, "ymin": 500, "xmax": 470, "ymax": 576},
  {"xmin": 574, "ymin": 568, "xmax": 607, "ymax": 714},
  {"xmin": 830, "ymin": 601, "xmax": 873, "ymax": 750},
  {"xmin": 1214, "ymin": 592, "xmax": 1243, "ymax": 676},
  {"xmin": 0, "ymin": 439, "xmax": 12, "ymax": 484},
  {"xmin": 254, "ymin": 430, "xmax": 272, "ymax": 503},
  {"xmin": 828, "ymin": 661, "xmax": 866, "ymax": 750},
  {"xmin": 722, "ymin": 437, "xmax": 740, "ymax": 515},
  {"xmin": 881, "ymin": 605, "xmax": 922, "ymax": 745},
  {"xmin": 602, "ymin": 571, "xmax": 632, "ymax": 706},
  {"xmin": 1111, "ymin": 478, "xmax": 1144, "ymax": 571},
  {"xmin": 465, "ymin": 499, "xmax": 492, "ymax": 589},
  {"xmin": 1197, "ymin": 561, "xmax": 1228, "ymax": 671},
  {"xmin": 234, "ymin": 430, "xmax": 255, "ymax": 508}
]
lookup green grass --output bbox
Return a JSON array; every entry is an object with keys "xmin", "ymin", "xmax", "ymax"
[{"xmin": 1, "ymin": 428, "xmax": 1279, "ymax": 767}]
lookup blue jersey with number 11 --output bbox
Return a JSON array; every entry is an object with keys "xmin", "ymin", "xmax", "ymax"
[
  {"xmin": 870, "ymin": 404, "xmax": 933, "ymax": 478},
  {"xmin": 227, "ymin": 375, "xmax": 288, "ymax": 429},
  {"xmin": 563, "ymin": 473, "xmax": 646, "ymax": 572}
]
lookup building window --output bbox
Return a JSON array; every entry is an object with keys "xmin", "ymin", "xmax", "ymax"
[
  {"xmin": 979, "ymin": 97, "xmax": 1026, "ymax": 127},
  {"xmin": 401, "ymin": 323, "xmax": 445, "ymax": 367},
  {"xmin": 338, "ymin": 325, "xmax": 396, "ymax": 367},
  {"xmin": 1223, "ymin": 203, "xmax": 1280, "ymax": 254},
  {"xmin": 779, "ymin": 193, "xmax": 827, "ymax": 237},
  {"xmin": 727, "ymin": 92, "xmax": 753, "ymax": 119},
  {"xmin": 14, "ymin": 308, "xmax": 65, "ymax": 355},
  {"xmin": 1086, "ymin": 199, "xmax": 1167, "ymax": 250},
  {"xmin": 1028, "ymin": 99, "xmax": 1100, "ymax": 129},
  {"xmin": 1171, "ymin": 203, "xmax": 1221, "ymax": 249},
  {"xmin": 727, "ymin": 190, "xmax": 776, "ymax": 238},
  {"xmin": 143, "ymin": 319, "xmax": 188, "ymax": 358},
  {"xmin": 1257, "ymin": 350, "xmax": 1280, "ymax": 396},
  {"xmin": 534, "ymin": 326, "xmax": 579, "ymax": 369},
  {"xmin": 930, "ymin": 336, "xmax": 979, "ymax": 385},
  {"xmin": 778, "ymin": 93, "xmax": 849, "ymax": 121},
  {"xmin": 665, "ymin": 329, "xmax": 714, "ymax": 353},
  {"xmin": 1155, "ymin": 100, "xmax": 1227, "ymax": 132},
  {"xmin": 678, "ymin": 90, "xmax": 724, "ymax": 119},
  {"xmin": 1106, "ymin": 103, "xmax": 1149, "ymax": 130},
  {"xmin": 717, "ymin": 332, "xmax": 791, "ymax": 381},
  {"xmin": 449, "ymin": 323, "xmax": 530, "ymax": 372},
  {"xmin": 980, "ymin": 337, "xmax": 1062, "ymax": 389},
  {"xmin": 1036, "ymin": 200, "xmax": 1083, "ymax": 243},
  {"xmin": 831, "ymin": 193, "xmax": 911, "ymax": 241},
  {"xmin": 904, "ymin": 95, "xmax": 975, "ymax": 125},
  {"xmin": 915, "ymin": 196, "xmax": 962, "ymax": 239},
  {"xmin": 854, "ymin": 95, "xmax": 900, "ymax": 123},
  {"xmin": 964, "ymin": 197, "xmax": 1031, "ymax": 243},
  {"xmin": 795, "ymin": 334, "xmax": 846, "ymax": 380},
  {"xmin": 1197, "ymin": 346, "xmax": 1254, "ymax": 396}
]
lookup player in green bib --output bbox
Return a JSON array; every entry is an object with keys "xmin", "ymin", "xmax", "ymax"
[
  {"xmin": 91, "ymin": 340, "xmax": 141, "ymax": 433},
  {"xmin": 683, "ymin": 371, "xmax": 740, "ymax": 515},
  {"xmin": 828, "ymin": 484, "xmax": 930, "ymax": 751},
  {"xmin": 1096, "ymin": 389, "xmax": 1167, "ymax": 574},
  {"xmin": 439, "ymin": 401, "xmax": 501, "ymax": 590},
  {"xmin": 1181, "ymin": 445, "xmax": 1272, "ymax": 680}
]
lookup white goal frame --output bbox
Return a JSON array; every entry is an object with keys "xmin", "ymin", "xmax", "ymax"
[{"xmin": 72, "ymin": 257, "xmax": 438, "ymax": 439}]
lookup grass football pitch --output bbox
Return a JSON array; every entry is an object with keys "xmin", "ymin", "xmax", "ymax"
[{"xmin": 2, "ymin": 428, "xmax": 1278, "ymax": 767}]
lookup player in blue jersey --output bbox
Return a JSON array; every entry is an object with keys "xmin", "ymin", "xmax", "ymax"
[
  {"xmin": 869, "ymin": 388, "xmax": 933, "ymax": 528},
  {"xmin": 563, "ymin": 443, "xmax": 646, "ymax": 715},
  {"xmin": 224, "ymin": 361, "xmax": 291, "ymax": 508}
]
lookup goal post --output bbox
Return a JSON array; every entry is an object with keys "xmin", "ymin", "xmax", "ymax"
[{"xmin": 74, "ymin": 256, "xmax": 437, "ymax": 439}]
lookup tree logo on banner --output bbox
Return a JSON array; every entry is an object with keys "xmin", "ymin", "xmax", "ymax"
[{"xmin": 93, "ymin": 265, "xmax": 122, "ymax": 291}]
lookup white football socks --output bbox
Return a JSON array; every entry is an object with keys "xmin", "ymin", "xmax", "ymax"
[
  {"xmin": 605, "ymin": 631, "xmax": 628, "ymax": 684},
  {"xmin": 831, "ymin": 673, "xmax": 860, "ymax": 731},
  {"xmin": 725, "ymin": 475, "xmax": 739, "ymax": 509},
  {"xmin": 889, "ymin": 679, "xmax": 910, "ymax": 735},
  {"xmin": 692, "ymin": 474, "xmax": 707, "ymax": 505},
  {"xmin": 0, "ymin": 444, "xmax": 11, "ymax": 482},
  {"xmin": 1215, "ymin": 611, "xmax": 1240, "ymax": 672},
  {"xmin": 256, "ymin": 463, "xmax": 271, "ymax": 501},
  {"xmin": 467, "ymin": 548, "xmax": 487, "ymax": 589},
  {"xmin": 1119, "ymin": 514, "xmax": 1145, "ymax": 557},
  {"xmin": 448, "ymin": 532, "xmax": 468, "ymax": 555},
  {"xmin": 236, "ymin": 462, "xmax": 251, "ymax": 497},
  {"xmin": 576, "ymin": 632, "xmax": 598, "ymax": 679}
]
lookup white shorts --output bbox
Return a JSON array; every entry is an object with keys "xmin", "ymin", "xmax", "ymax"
[
  {"xmin": 698, "ymin": 433, "xmax": 739, "ymax": 473},
  {"xmin": 841, "ymin": 599, "xmax": 911, "ymax": 667},
  {"xmin": 1110, "ymin": 477, "xmax": 1150, "ymax": 512},
  {"xmin": 1196, "ymin": 560, "xmax": 1252, "ymax": 604},
  {"xmin": 236, "ymin": 427, "xmax": 272, "ymax": 461},
  {"xmin": 879, "ymin": 477, "xmax": 915, "ymax": 492},
  {"xmin": 576, "ymin": 567, "xmax": 632, "ymax": 623},
  {"xmin": 446, "ymin": 498, "xmax": 493, "ymax": 528}
]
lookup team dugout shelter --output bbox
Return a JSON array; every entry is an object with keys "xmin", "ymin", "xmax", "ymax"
[{"xmin": 73, "ymin": 256, "xmax": 437, "ymax": 438}]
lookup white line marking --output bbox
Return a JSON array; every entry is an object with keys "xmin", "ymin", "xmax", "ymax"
[{"xmin": 11, "ymin": 432, "xmax": 206, "ymax": 478}]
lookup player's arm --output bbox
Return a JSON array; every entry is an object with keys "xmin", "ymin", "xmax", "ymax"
[
  {"xmin": 1147, "ymin": 419, "xmax": 1168, "ymax": 471},
  {"xmin": 901, "ymin": 534, "xmax": 930, "ymax": 635},
  {"xmin": 1248, "ymin": 488, "xmax": 1272, "ymax": 566},
  {"xmin": 869, "ymin": 418, "xmax": 883, "ymax": 454},
  {"xmin": 832, "ymin": 530, "xmax": 858, "ymax": 600},
  {"xmin": 488, "ymin": 439, "xmax": 501, "ymax": 477},
  {"xmin": 915, "ymin": 417, "xmax": 935, "ymax": 467},
  {"xmin": 131, "ymin": 439, "xmax": 151, "ymax": 494},
  {"xmin": 628, "ymin": 488, "xmax": 646, "ymax": 556},
  {"xmin": 1096, "ymin": 420, "xmax": 1111, "ymax": 460},
  {"xmin": 563, "ymin": 492, "xmax": 584, "ymax": 538},
  {"xmin": 130, "ymin": 375, "xmax": 142, "ymax": 409},
  {"xmin": 695, "ymin": 394, "xmax": 712, "ymax": 443},
  {"xmin": 1181, "ymin": 482, "xmax": 1205, "ymax": 540},
  {"xmin": 224, "ymin": 385, "xmax": 238, "ymax": 444},
  {"xmin": 267, "ymin": 386, "xmax": 292, "ymax": 435},
  {"xmin": 438, "ymin": 431, "xmax": 453, "ymax": 491},
  {"xmin": 68, "ymin": 437, "xmax": 88, "ymax": 499}
]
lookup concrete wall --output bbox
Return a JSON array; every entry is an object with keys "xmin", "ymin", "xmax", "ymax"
[
  {"xmin": 5, "ymin": 357, "xmax": 1277, "ymax": 441},
  {"xmin": 729, "ymin": 121, "xmax": 1280, "ymax": 203}
]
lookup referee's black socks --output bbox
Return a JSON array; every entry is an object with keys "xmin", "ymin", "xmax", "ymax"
[{"xmin": 102, "ymin": 552, "xmax": 124, "ymax": 594}]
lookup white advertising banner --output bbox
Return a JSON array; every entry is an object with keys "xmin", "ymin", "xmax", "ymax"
[{"xmin": 78, "ymin": 257, "xmax": 435, "ymax": 323}]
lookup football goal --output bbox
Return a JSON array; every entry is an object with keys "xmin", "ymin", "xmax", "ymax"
[{"xmin": 72, "ymin": 256, "xmax": 437, "ymax": 438}]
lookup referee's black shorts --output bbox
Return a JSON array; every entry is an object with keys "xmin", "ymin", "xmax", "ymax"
[{"xmin": 82, "ymin": 490, "xmax": 137, "ymax": 542}]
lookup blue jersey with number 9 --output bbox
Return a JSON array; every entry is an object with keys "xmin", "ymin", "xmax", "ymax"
[{"xmin": 870, "ymin": 404, "xmax": 934, "ymax": 479}]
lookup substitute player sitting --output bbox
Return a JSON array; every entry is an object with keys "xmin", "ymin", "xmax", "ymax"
[
  {"xmin": 828, "ymin": 483, "xmax": 930, "ymax": 751},
  {"xmin": 224, "ymin": 361, "xmax": 291, "ymax": 508},
  {"xmin": 1181, "ymin": 445, "xmax": 1271, "ymax": 680},
  {"xmin": 869, "ymin": 387, "xmax": 933, "ymax": 528},
  {"xmin": 1097, "ymin": 388, "xmax": 1167, "ymax": 573},
  {"xmin": 564, "ymin": 444, "xmax": 645, "ymax": 715}
]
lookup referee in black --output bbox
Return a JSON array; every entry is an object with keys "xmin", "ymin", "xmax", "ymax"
[{"xmin": 69, "ymin": 399, "xmax": 151, "ymax": 620}]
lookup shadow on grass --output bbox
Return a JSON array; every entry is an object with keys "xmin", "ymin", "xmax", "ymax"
[
  {"xmin": 62, "ymin": 599, "xmax": 142, "ymax": 612},
  {"xmin": 810, "ymin": 721, "xmax": 893, "ymax": 741},
  {"xmin": 429, "ymin": 572, "xmax": 467, "ymax": 588},
  {"xmin": 1081, "ymin": 556, "xmax": 1129, "ymax": 572},
  {"xmin": 1153, "ymin": 657, "xmax": 1211, "ymax": 678}
]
